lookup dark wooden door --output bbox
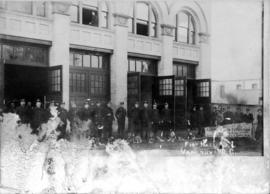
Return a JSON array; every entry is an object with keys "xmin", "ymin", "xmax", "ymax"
[
  {"xmin": 174, "ymin": 77, "xmax": 187, "ymax": 129},
  {"xmin": 155, "ymin": 75, "xmax": 175, "ymax": 127},
  {"xmin": 194, "ymin": 79, "xmax": 211, "ymax": 125},
  {"xmin": 0, "ymin": 59, "xmax": 4, "ymax": 106},
  {"xmin": 47, "ymin": 65, "xmax": 63, "ymax": 103},
  {"xmin": 127, "ymin": 72, "xmax": 141, "ymax": 112}
]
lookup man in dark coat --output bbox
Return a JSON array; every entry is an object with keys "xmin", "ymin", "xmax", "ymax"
[
  {"xmin": 78, "ymin": 101, "xmax": 93, "ymax": 121},
  {"xmin": 115, "ymin": 102, "xmax": 127, "ymax": 139},
  {"xmin": 190, "ymin": 106, "xmax": 198, "ymax": 131},
  {"xmin": 210, "ymin": 106, "xmax": 218, "ymax": 126},
  {"xmin": 223, "ymin": 105, "xmax": 234, "ymax": 124},
  {"xmin": 93, "ymin": 101, "xmax": 105, "ymax": 140},
  {"xmin": 234, "ymin": 107, "xmax": 244, "ymax": 123},
  {"xmin": 16, "ymin": 99, "xmax": 27, "ymax": 124},
  {"xmin": 8, "ymin": 100, "xmax": 16, "ymax": 113},
  {"xmin": 103, "ymin": 101, "xmax": 114, "ymax": 139},
  {"xmin": 30, "ymin": 99, "xmax": 45, "ymax": 135},
  {"xmin": 57, "ymin": 102, "xmax": 69, "ymax": 140},
  {"xmin": 255, "ymin": 108, "xmax": 263, "ymax": 141},
  {"xmin": 197, "ymin": 106, "xmax": 205, "ymax": 136},
  {"xmin": 129, "ymin": 101, "xmax": 141, "ymax": 137},
  {"xmin": 141, "ymin": 101, "xmax": 152, "ymax": 142},
  {"xmin": 161, "ymin": 102, "xmax": 172, "ymax": 138},
  {"xmin": 25, "ymin": 101, "xmax": 33, "ymax": 124},
  {"xmin": 151, "ymin": 102, "xmax": 160, "ymax": 136},
  {"xmin": 243, "ymin": 108, "xmax": 254, "ymax": 123}
]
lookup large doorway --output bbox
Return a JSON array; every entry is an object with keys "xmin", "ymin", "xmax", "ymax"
[{"xmin": 4, "ymin": 64, "xmax": 47, "ymax": 104}]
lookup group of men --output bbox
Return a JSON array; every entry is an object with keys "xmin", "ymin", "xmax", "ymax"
[
  {"xmin": 128, "ymin": 101, "xmax": 172, "ymax": 142},
  {"xmin": 1, "ymin": 99, "xmax": 69, "ymax": 140},
  {"xmin": 211, "ymin": 105, "xmax": 255, "ymax": 125}
]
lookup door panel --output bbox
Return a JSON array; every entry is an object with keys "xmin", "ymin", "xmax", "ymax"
[
  {"xmin": 127, "ymin": 72, "xmax": 141, "ymax": 112},
  {"xmin": 47, "ymin": 65, "xmax": 62, "ymax": 103},
  {"xmin": 174, "ymin": 77, "xmax": 187, "ymax": 129},
  {"xmin": 194, "ymin": 79, "xmax": 211, "ymax": 125},
  {"xmin": 0, "ymin": 59, "xmax": 4, "ymax": 106},
  {"xmin": 155, "ymin": 75, "xmax": 175, "ymax": 127}
]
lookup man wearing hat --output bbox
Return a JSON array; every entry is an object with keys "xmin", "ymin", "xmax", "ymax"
[
  {"xmin": 161, "ymin": 102, "xmax": 172, "ymax": 139},
  {"xmin": 30, "ymin": 99, "xmax": 45, "ymax": 135},
  {"xmin": 141, "ymin": 101, "xmax": 152, "ymax": 142},
  {"xmin": 243, "ymin": 108, "xmax": 254, "ymax": 123},
  {"xmin": 103, "ymin": 101, "xmax": 114, "ymax": 140},
  {"xmin": 151, "ymin": 102, "xmax": 160, "ymax": 137},
  {"xmin": 78, "ymin": 100, "xmax": 93, "ymax": 121},
  {"xmin": 115, "ymin": 102, "xmax": 127, "ymax": 139},
  {"xmin": 129, "ymin": 101, "xmax": 141, "ymax": 138},
  {"xmin": 93, "ymin": 101, "xmax": 105, "ymax": 141},
  {"xmin": 57, "ymin": 102, "xmax": 69, "ymax": 140},
  {"xmin": 16, "ymin": 99, "xmax": 27, "ymax": 124}
]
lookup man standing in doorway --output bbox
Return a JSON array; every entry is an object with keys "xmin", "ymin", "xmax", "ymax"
[
  {"xmin": 16, "ymin": 99, "xmax": 27, "ymax": 124},
  {"xmin": 161, "ymin": 102, "xmax": 172, "ymax": 139},
  {"xmin": 197, "ymin": 106, "xmax": 205, "ymax": 137},
  {"xmin": 115, "ymin": 102, "xmax": 127, "ymax": 139},
  {"xmin": 93, "ymin": 101, "xmax": 105, "ymax": 142},
  {"xmin": 57, "ymin": 102, "xmax": 69, "ymax": 140},
  {"xmin": 141, "ymin": 101, "xmax": 152, "ymax": 142},
  {"xmin": 104, "ymin": 101, "xmax": 114, "ymax": 140},
  {"xmin": 31, "ymin": 99, "xmax": 45, "ymax": 135},
  {"xmin": 129, "ymin": 101, "xmax": 141, "ymax": 138}
]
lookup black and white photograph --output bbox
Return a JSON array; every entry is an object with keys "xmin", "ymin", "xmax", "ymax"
[{"xmin": 0, "ymin": 0, "xmax": 269, "ymax": 193}]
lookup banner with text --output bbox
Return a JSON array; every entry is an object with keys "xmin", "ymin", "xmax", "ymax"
[{"xmin": 204, "ymin": 123, "xmax": 252, "ymax": 138}]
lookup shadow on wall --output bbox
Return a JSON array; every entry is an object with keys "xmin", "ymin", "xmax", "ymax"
[{"xmin": 225, "ymin": 93, "xmax": 247, "ymax": 105}]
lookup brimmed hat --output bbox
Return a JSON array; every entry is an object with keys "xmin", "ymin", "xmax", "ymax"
[
  {"xmin": 36, "ymin": 99, "xmax": 41, "ymax": 103},
  {"xmin": 20, "ymin": 99, "xmax": 25, "ymax": 103},
  {"xmin": 120, "ymin": 101, "xmax": 124, "ymax": 105}
]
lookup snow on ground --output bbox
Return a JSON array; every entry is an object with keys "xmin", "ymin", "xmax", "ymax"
[{"xmin": 0, "ymin": 113, "xmax": 268, "ymax": 194}]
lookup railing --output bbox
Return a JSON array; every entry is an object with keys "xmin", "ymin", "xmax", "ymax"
[
  {"xmin": 0, "ymin": 9, "xmax": 52, "ymax": 41},
  {"xmin": 70, "ymin": 23, "xmax": 114, "ymax": 50},
  {"xmin": 127, "ymin": 33, "xmax": 162, "ymax": 56},
  {"xmin": 173, "ymin": 41, "xmax": 200, "ymax": 62}
]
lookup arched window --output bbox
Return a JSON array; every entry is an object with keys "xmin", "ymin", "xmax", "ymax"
[
  {"xmin": 70, "ymin": 0, "xmax": 109, "ymax": 29},
  {"xmin": 128, "ymin": 2, "xmax": 157, "ymax": 37},
  {"xmin": 175, "ymin": 12, "xmax": 196, "ymax": 44}
]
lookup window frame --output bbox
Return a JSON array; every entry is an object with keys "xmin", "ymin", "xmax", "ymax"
[
  {"xmin": 129, "ymin": 2, "xmax": 158, "ymax": 37},
  {"xmin": 175, "ymin": 12, "xmax": 196, "ymax": 44}
]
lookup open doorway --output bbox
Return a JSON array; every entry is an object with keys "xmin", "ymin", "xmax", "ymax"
[{"xmin": 4, "ymin": 64, "xmax": 47, "ymax": 104}]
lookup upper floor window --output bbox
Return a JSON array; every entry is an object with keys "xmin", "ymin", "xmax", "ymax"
[
  {"xmin": 173, "ymin": 62, "xmax": 196, "ymax": 79},
  {"xmin": 1, "ymin": 1, "xmax": 47, "ymax": 17},
  {"xmin": 70, "ymin": 0, "xmax": 109, "ymax": 29},
  {"xmin": 128, "ymin": 2, "xmax": 157, "ymax": 37},
  {"xmin": 175, "ymin": 12, "xmax": 196, "ymax": 44}
]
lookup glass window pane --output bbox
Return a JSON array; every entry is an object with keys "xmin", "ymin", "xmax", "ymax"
[
  {"xmin": 178, "ymin": 12, "xmax": 189, "ymax": 28},
  {"xmin": 129, "ymin": 59, "xmax": 135, "ymax": 72},
  {"xmin": 74, "ymin": 53, "xmax": 82, "ymax": 67},
  {"xmin": 137, "ymin": 3, "xmax": 148, "ymax": 21},
  {"xmin": 3, "ymin": 45, "xmax": 14, "ymax": 60},
  {"xmin": 178, "ymin": 27, "xmax": 188, "ymax": 43},
  {"xmin": 182, "ymin": 65, "xmax": 187, "ymax": 77},
  {"xmin": 101, "ymin": 11, "xmax": 108, "ymax": 28},
  {"xmin": 150, "ymin": 22, "xmax": 156, "ymax": 37},
  {"xmin": 14, "ymin": 47, "xmax": 24, "ymax": 60},
  {"xmin": 70, "ymin": 5, "xmax": 79, "ymax": 23},
  {"xmin": 83, "ymin": 54, "xmax": 90, "ymax": 67},
  {"xmin": 136, "ymin": 21, "xmax": 148, "ymax": 36},
  {"xmin": 142, "ymin": 61, "xmax": 149, "ymax": 73},
  {"xmin": 136, "ymin": 60, "xmax": 142, "ymax": 72},
  {"xmin": 69, "ymin": 53, "xmax": 74, "ymax": 66},
  {"xmin": 91, "ymin": 55, "xmax": 99, "ymax": 68},
  {"xmin": 82, "ymin": 8, "xmax": 98, "ymax": 26},
  {"xmin": 36, "ymin": 1, "xmax": 45, "ymax": 17}
]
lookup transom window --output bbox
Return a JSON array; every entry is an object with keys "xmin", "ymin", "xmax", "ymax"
[
  {"xmin": 1, "ymin": 1, "xmax": 47, "ymax": 17},
  {"xmin": 70, "ymin": 1, "xmax": 109, "ymax": 29},
  {"xmin": 128, "ymin": 2, "xmax": 157, "ymax": 37},
  {"xmin": 197, "ymin": 81, "xmax": 209, "ymax": 97},
  {"xmin": 70, "ymin": 51, "xmax": 107, "ymax": 69},
  {"xmin": 173, "ymin": 62, "xmax": 196, "ymax": 79},
  {"xmin": 175, "ymin": 12, "xmax": 196, "ymax": 44},
  {"xmin": 128, "ymin": 57, "xmax": 157, "ymax": 75}
]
